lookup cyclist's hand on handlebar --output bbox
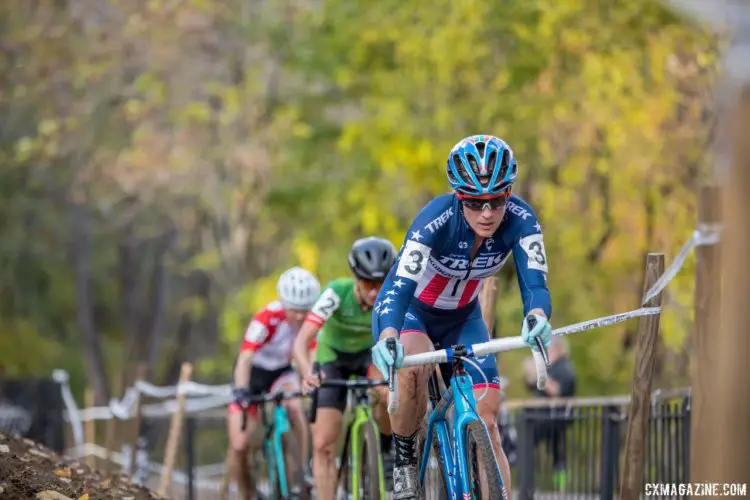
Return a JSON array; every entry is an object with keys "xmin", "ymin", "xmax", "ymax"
[
  {"xmin": 522, "ymin": 312, "xmax": 552, "ymax": 351},
  {"xmin": 232, "ymin": 386, "xmax": 252, "ymax": 407},
  {"xmin": 302, "ymin": 369, "xmax": 322, "ymax": 393},
  {"xmin": 371, "ymin": 335, "xmax": 404, "ymax": 381}
]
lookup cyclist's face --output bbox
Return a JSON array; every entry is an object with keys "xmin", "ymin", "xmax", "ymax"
[
  {"xmin": 284, "ymin": 308, "xmax": 307, "ymax": 329},
  {"xmin": 356, "ymin": 278, "xmax": 384, "ymax": 306},
  {"xmin": 460, "ymin": 193, "xmax": 509, "ymax": 238}
]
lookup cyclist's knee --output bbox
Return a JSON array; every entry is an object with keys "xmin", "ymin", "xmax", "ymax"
[
  {"xmin": 312, "ymin": 431, "xmax": 336, "ymax": 459},
  {"xmin": 476, "ymin": 391, "xmax": 502, "ymax": 433},
  {"xmin": 400, "ymin": 330, "xmax": 434, "ymax": 354},
  {"xmin": 284, "ymin": 400, "xmax": 304, "ymax": 420},
  {"xmin": 229, "ymin": 429, "xmax": 250, "ymax": 455}
]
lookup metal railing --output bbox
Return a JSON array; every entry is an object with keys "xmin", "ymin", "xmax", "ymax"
[{"xmin": 507, "ymin": 389, "xmax": 691, "ymax": 500}]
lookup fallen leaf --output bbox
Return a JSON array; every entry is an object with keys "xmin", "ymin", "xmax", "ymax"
[
  {"xmin": 0, "ymin": 444, "xmax": 9, "ymax": 453},
  {"xmin": 55, "ymin": 468, "xmax": 72, "ymax": 478},
  {"xmin": 78, "ymin": 494, "xmax": 89, "ymax": 500},
  {"xmin": 99, "ymin": 478, "xmax": 111, "ymax": 488},
  {"xmin": 36, "ymin": 491, "xmax": 73, "ymax": 500},
  {"xmin": 29, "ymin": 448, "xmax": 50, "ymax": 458}
]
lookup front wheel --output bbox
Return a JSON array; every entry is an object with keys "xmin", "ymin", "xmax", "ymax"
[
  {"xmin": 416, "ymin": 425, "xmax": 447, "ymax": 500},
  {"xmin": 464, "ymin": 420, "xmax": 507, "ymax": 500},
  {"xmin": 279, "ymin": 431, "xmax": 309, "ymax": 500},
  {"xmin": 357, "ymin": 421, "xmax": 384, "ymax": 500}
]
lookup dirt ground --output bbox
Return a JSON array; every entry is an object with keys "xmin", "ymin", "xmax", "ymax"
[{"xmin": 0, "ymin": 432, "xmax": 160, "ymax": 499}]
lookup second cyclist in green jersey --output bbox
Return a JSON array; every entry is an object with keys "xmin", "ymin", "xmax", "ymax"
[
  {"xmin": 292, "ymin": 237, "xmax": 397, "ymax": 500},
  {"xmin": 308, "ymin": 276, "xmax": 376, "ymax": 362}
]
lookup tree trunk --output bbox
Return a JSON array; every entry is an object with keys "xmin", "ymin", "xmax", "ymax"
[
  {"xmin": 70, "ymin": 201, "xmax": 109, "ymax": 404},
  {"xmin": 118, "ymin": 210, "xmax": 141, "ymax": 388}
]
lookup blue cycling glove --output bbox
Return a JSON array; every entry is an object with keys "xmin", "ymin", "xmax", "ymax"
[
  {"xmin": 371, "ymin": 337, "xmax": 404, "ymax": 381},
  {"xmin": 522, "ymin": 313, "xmax": 553, "ymax": 351}
]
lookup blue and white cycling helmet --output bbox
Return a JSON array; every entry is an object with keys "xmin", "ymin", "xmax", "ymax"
[{"xmin": 446, "ymin": 134, "xmax": 518, "ymax": 196}]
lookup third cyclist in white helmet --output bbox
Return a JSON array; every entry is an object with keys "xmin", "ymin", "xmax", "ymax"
[{"xmin": 227, "ymin": 266, "xmax": 321, "ymax": 500}]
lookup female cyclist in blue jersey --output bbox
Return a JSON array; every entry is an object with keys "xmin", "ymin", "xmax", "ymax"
[{"xmin": 370, "ymin": 135, "xmax": 554, "ymax": 499}]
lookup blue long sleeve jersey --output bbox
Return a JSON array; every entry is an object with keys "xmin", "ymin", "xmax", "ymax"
[{"xmin": 372, "ymin": 193, "xmax": 552, "ymax": 340}]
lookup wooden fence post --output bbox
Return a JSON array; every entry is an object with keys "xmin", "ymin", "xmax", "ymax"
[
  {"xmin": 619, "ymin": 253, "xmax": 665, "ymax": 500},
  {"xmin": 479, "ymin": 277, "xmax": 502, "ymax": 376},
  {"xmin": 690, "ymin": 185, "xmax": 722, "ymax": 483},
  {"xmin": 158, "ymin": 362, "xmax": 193, "ymax": 498},
  {"xmin": 693, "ymin": 86, "xmax": 750, "ymax": 488},
  {"xmin": 479, "ymin": 276, "xmax": 499, "ymax": 334}
]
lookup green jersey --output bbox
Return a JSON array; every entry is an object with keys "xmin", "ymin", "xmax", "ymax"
[{"xmin": 307, "ymin": 277, "xmax": 374, "ymax": 363}]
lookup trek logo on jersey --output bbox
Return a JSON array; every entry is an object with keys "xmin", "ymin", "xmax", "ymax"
[
  {"xmin": 506, "ymin": 200, "xmax": 532, "ymax": 220},
  {"xmin": 438, "ymin": 253, "xmax": 507, "ymax": 270},
  {"xmin": 424, "ymin": 207, "xmax": 454, "ymax": 233}
]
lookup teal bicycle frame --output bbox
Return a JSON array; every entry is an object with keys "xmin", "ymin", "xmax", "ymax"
[
  {"xmin": 386, "ymin": 336, "xmax": 549, "ymax": 500},
  {"xmin": 418, "ymin": 366, "xmax": 499, "ymax": 496},
  {"xmin": 244, "ymin": 390, "xmax": 306, "ymax": 499}
]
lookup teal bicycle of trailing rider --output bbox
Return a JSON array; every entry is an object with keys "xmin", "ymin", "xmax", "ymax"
[
  {"xmin": 385, "ymin": 332, "xmax": 551, "ymax": 500},
  {"xmin": 242, "ymin": 390, "xmax": 310, "ymax": 500},
  {"xmin": 309, "ymin": 366, "xmax": 390, "ymax": 500}
]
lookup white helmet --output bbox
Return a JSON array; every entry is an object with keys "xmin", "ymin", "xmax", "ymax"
[{"xmin": 276, "ymin": 266, "xmax": 321, "ymax": 310}]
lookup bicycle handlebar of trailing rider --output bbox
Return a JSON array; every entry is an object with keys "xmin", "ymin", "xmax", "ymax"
[
  {"xmin": 240, "ymin": 390, "xmax": 307, "ymax": 431},
  {"xmin": 308, "ymin": 362, "xmax": 389, "ymax": 423}
]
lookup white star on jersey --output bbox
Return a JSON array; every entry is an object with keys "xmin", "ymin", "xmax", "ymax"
[
  {"xmin": 410, "ymin": 230, "xmax": 423, "ymax": 242},
  {"xmin": 381, "ymin": 297, "xmax": 393, "ymax": 305},
  {"xmin": 386, "ymin": 290, "xmax": 397, "ymax": 296},
  {"xmin": 534, "ymin": 222, "xmax": 542, "ymax": 232},
  {"xmin": 393, "ymin": 279, "xmax": 406, "ymax": 288},
  {"xmin": 379, "ymin": 306, "xmax": 391, "ymax": 316}
]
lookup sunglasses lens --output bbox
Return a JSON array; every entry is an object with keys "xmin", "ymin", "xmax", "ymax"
[
  {"xmin": 462, "ymin": 196, "xmax": 507, "ymax": 211},
  {"xmin": 362, "ymin": 279, "xmax": 383, "ymax": 290}
]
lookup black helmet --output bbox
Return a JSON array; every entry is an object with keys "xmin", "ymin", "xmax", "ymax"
[{"xmin": 348, "ymin": 237, "xmax": 397, "ymax": 281}]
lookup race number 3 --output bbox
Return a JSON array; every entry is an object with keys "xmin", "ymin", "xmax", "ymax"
[
  {"xmin": 519, "ymin": 233, "xmax": 548, "ymax": 273},
  {"xmin": 396, "ymin": 240, "xmax": 431, "ymax": 281}
]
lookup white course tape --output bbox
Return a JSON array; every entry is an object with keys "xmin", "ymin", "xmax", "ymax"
[
  {"xmin": 136, "ymin": 380, "xmax": 231, "ymax": 399},
  {"xmin": 552, "ymin": 307, "xmax": 662, "ymax": 337},
  {"xmin": 135, "ymin": 380, "xmax": 179, "ymax": 399},
  {"xmin": 641, "ymin": 224, "xmax": 721, "ymax": 305},
  {"xmin": 52, "ymin": 370, "xmax": 84, "ymax": 448}
]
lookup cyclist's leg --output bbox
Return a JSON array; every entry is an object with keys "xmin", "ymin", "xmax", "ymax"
[
  {"xmin": 449, "ymin": 306, "xmax": 512, "ymax": 496},
  {"xmin": 227, "ymin": 366, "xmax": 271, "ymax": 499},
  {"xmin": 273, "ymin": 369, "xmax": 308, "ymax": 488},
  {"xmin": 367, "ymin": 363, "xmax": 392, "ymax": 445},
  {"xmin": 390, "ymin": 309, "xmax": 434, "ymax": 498},
  {"xmin": 227, "ymin": 405, "xmax": 258, "ymax": 500},
  {"xmin": 311, "ymin": 354, "xmax": 347, "ymax": 500}
]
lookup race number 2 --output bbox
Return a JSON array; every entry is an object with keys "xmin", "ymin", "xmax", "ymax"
[
  {"xmin": 396, "ymin": 240, "xmax": 432, "ymax": 281},
  {"xmin": 310, "ymin": 288, "xmax": 341, "ymax": 321},
  {"xmin": 519, "ymin": 233, "xmax": 548, "ymax": 273}
]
